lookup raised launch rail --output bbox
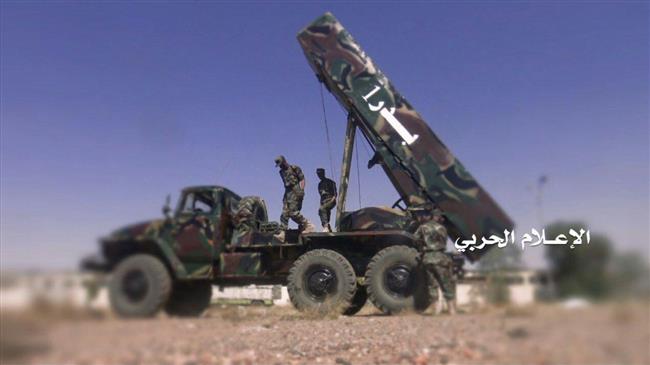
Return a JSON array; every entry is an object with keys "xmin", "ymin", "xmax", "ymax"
[{"xmin": 297, "ymin": 13, "xmax": 514, "ymax": 261}]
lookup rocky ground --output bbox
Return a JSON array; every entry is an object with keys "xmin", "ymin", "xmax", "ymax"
[{"xmin": 2, "ymin": 302, "xmax": 649, "ymax": 365}]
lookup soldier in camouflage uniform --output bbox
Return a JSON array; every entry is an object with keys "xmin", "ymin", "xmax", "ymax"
[
  {"xmin": 230, "ymin": 196, "xmax": 258, "ymax": 248},
  {"xmin": 411, "ymin": 204, "xmax": 457, "ymax": 315},
  {"xmin": 316, "ymin": 168, "xmax": 337, "ymax": 232},
  {"xmin": 275, "ymin": 156, "xmax": 314, "ymax": 233}
]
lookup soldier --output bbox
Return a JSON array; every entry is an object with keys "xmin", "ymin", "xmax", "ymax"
[
  {"xmin": 230, "ymin": 196, "xmax": 258, "ymax": 248},
  {"xmin": 275, "ymin": 156, "xmax": 314, "ymax": 234},
  {"xmin": 316, "ymin": 168, "xmax": 337, "ymax": 232},
  {"xmin": 411, "ymin": 204, "xmax": 457, "ymax": 315}
]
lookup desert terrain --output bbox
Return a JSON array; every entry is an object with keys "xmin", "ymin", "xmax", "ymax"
[{"xmin": 2, "ymin": 302, "xmax": 649, "ymax": 365}]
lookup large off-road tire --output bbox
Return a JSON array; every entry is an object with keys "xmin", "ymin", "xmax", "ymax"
[
  {"xmin": 108, "ymin": 254, "xmax": 172, "ymax": 318},
  {"xmin": 164, "ymin": 281, "xmax": 213, "ymax": 317},
  {"xmin": 343, "ymin": 284, "xmax": 368, "ymax": 316},
  {"xmin": 287, "ymin": 249, "xmax": 356, "ymax": 315},
  {"xmin": 366, "ymin": 245, "xmax": 432, "ymax": 314}
]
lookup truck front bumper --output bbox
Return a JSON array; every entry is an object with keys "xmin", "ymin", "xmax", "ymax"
[{"xmin": 80, "ymin": 254, "xmax": 110, "ymax": 272}]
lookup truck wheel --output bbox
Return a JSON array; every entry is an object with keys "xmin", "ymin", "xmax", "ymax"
[
  {"xmin": 343, "ymin": 284, "xmax": 368, "ymax": 316},
  {"xmin": 109, "ymin": 254, "xmax": 171, "ymax": 318},
  {"xmin": 164, "ymin": 281, "xmax": 213, "ymax": 317},
  {"xmin": 287, "ymin": 249, "xmax": 356, "ymax": 315},
  {"xmin": 366, "ymin": 246, "xmax": 431, "ymax": 314}
]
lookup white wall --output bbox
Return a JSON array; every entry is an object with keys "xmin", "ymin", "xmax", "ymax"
[{"xmin": 0, "ymin": 269, "xmax": 548, "ymax": 312}]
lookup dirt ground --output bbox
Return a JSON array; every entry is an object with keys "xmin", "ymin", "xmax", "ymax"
[{"xmin": 2, "ymin": 302, "xmax": 649, "ymax": 365}]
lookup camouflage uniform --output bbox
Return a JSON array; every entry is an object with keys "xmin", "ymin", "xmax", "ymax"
[
  {"xmin": 414, "ymin": 220, "xmax": 456, "ymax": 302},
  {"xmin": 279, "ymin": 164, "xmax": 308, "ymax": 229},
  {"xmin": 231, "ymin": 196, "xmax": 258, "ymax": 247},
  {"xmin": 317, "ymin": 172, "xmax": 337, "ymax": 228}
]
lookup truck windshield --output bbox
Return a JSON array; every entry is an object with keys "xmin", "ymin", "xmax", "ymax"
[{"xmin": 179, "ymin": 192, "xmax": 215, "ymax": 214}]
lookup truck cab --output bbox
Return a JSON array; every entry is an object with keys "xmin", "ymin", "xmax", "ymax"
[{"xmin": 92, "ymin": 186, "xmax": 269, "ymax": 279}]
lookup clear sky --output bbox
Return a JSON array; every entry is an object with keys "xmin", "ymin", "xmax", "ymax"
[{"xmin": 1, "ymin": 2, "xmax": 648, "ymax": 270}]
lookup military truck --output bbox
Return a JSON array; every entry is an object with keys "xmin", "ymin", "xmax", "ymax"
[
  {"xmin": 83, "ymin": 13, "xmax": 513, "ymax": 317},
  {"xmin": 84, "ymin": 186, "xmax": 448, "ymax": 317}
]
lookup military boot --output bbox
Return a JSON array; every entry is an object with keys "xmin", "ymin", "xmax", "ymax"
[
  {"xmin": 303, "ymin": 221, "xmax": 316, "ymax": 233},
  {"xmin": 273, "ymin": 230, "xmax": 286, "ymax": 242}
]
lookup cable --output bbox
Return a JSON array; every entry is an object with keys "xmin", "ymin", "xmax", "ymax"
[
  {"xmin": 359, "ymin": 131, "xmax": 373, "ymax": 159},
  {"xmin": 352, "ymin": 111, "xmax": 436, "ymax": 208},
  {"xmin": 355, "ymin": 133, "xmax": 362, "ymax": 208},
  {"xmin": 319, "ymin": 83, "xmax": 336, "ymax": 181}
]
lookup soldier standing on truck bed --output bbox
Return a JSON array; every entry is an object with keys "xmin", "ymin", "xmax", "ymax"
[
  {"xmin": 411, "ymin": 204, "xmax": 457, "ymax": 315},
  {"xmin": 316, "ymin": 168, "xmax": 337, "ymax": 232},
  {"xmin": 275, "ymin": 156, "xmax": 314, "ymax": 234}
]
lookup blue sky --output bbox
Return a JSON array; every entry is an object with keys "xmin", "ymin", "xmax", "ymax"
[{"xmin": 1, "ymin": 2, "xmax": 648, "ymax": 269}]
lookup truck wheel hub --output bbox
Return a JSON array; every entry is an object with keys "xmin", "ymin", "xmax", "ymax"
[
  {"xmin": 384, "ymin": 264, "xmax": 413, "ymax": 297},
  {"xmin": 122, "ymin": 270, "xmax": 149, "ymax": 302},
  {"xmin": 305, "ymin": 266, "xmax": 337, "ymax": 300}
]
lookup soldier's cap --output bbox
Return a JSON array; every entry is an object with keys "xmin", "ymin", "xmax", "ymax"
[{"xmin": 274, "ymin": 155, "xmax": 286, "ymax": 166}]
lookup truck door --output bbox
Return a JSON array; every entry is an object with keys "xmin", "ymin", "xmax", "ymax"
[{"xmin": 172, "ymin": 191, "xmax": 219, "ymax": 265}]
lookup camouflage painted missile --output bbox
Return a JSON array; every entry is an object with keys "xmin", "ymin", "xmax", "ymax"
[{"xmin": 297, "ymin": 13, "xmax": 514, "ymax": 261}]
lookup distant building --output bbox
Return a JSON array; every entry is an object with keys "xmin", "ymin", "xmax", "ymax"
[
  {"xmin": 456, "ymin": 270, "xmax": 553, "ymax": 307},
  {"xmin": 0, "ymin": 271, "xmax": 109, "ymax": 310}
]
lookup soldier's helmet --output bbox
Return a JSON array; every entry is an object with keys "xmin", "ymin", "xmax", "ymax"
[
  {"xmin": 316, "ymin": 168, "xmax": 325, "ymax": 175},
  {"xmin": 274, "ymin": 155, "xmax": 287, "ymax": 167}
]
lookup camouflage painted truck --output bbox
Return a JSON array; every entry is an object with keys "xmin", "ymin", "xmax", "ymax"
[{"xmin": 83, "ymin": 13, "xmax": 513, "ymax": 318}]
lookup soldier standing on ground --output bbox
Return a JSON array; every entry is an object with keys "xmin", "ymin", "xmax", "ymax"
[
  {"xmin": 411, "ymin": 204, "xmax": 457, "ymax": 315},
  {"xmin": 316, "ymin": 168, "xmax": 337, "ymax": 232},
  {"xmin": 275, "ymin": 156, "xmax": 314, "ymax": 235}
]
